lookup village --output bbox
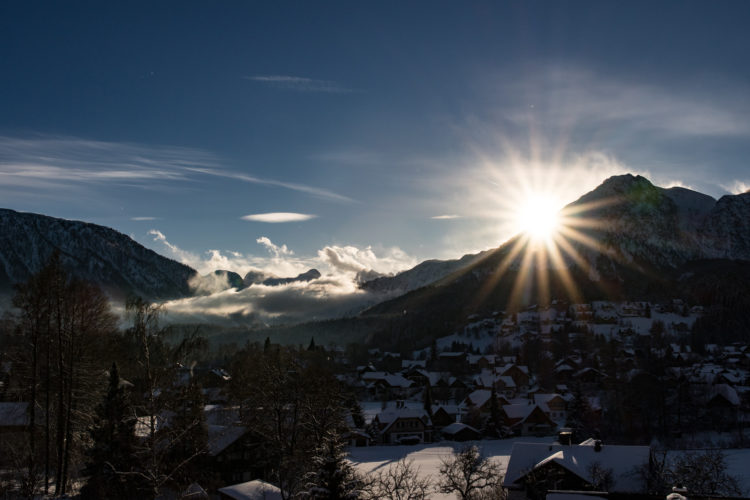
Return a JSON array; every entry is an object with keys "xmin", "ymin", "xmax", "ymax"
[{"xmin": 1, "ymin": 297, "xmax": 749, "ymax": 499}]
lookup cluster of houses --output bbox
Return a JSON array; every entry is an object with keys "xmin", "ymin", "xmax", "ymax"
[{"xmin": 350, "ymin": 353, "xmax": 575, "ymax": 446}]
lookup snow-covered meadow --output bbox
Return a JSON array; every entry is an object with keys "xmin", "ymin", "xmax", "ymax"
[{"xmin": 348, "ymin": 438, "xmax": 750, "ymax": 498}]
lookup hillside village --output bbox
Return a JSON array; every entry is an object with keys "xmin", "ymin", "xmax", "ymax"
[{"xmin": 5, "ymin": 294, "xmax": 749, "ymax": 499}]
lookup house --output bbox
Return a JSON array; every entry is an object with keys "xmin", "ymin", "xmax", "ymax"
[
  {"xmin": 207, "ymin": 425, "xmax": 272, "ymax": 485},
  {"xmin": 498, "ymin": 364, "xmax": 531, "ymax": 389},
  {"xmin": 501, "ymin": 404, "xmax": 556, "ymax": 436},
  {"xmin": 441, "ymin": 422, "xmax": 481, "ymax": 442},
  {"xmin": 431, "ymin": 404, "xmax": 460, "ymax": 430},
  {"xmin": 371, "ymin": 402, "xmax": 433, "ymax": 444},
  {"xmin": 463, "ymin": 389, "xmax": 510, "ymax": 414},
  {"xmin": 533, "ymin": 394, "xmax": 568, "ymax": 422},
  {"xmin": 502, "ymin": 440, "xmax": 650, "ymax": 499}
]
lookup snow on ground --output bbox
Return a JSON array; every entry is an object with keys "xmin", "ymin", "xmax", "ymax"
[
  {"xmin": 348, "ymin": 437, "xmax": 551, "ymax": 500},
  {"xmin": 622, "ymin": 311, "xmax": 696, "ymax": 335},
  {"xmin": 349, "ymin": 440, "xmax": 750, "ymax": 498}
]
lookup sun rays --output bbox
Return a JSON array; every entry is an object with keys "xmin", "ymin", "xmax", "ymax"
[{"xmin": 458, "ymin": 152, "xmax": 634, "ymax": 313}]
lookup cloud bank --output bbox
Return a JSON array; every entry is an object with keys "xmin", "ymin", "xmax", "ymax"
[{"xmin": 148, "ymin": 230, "xmax": 417, "ymax": 324}]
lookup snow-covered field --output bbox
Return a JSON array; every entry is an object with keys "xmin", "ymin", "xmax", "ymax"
[
  {"xmin": 348, "ymin": 437, "xmax": 550, "ymax": 500},
  {"xmin": 348, "ymin": 438, "xmax": 750, "ymax": 498}
]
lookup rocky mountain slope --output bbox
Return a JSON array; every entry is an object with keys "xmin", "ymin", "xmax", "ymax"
[{"xmin": 0, "ymin": 209, "xmax": 196, "ymax": 299}]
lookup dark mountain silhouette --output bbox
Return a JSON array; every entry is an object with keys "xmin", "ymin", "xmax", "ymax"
[{"xmin": 0, "ymin": 208, "xmax": 196, "ymax": 299}]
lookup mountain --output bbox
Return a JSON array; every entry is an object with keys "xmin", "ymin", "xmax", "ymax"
[
  {"xmin": 359, "ymin": 250, "xmax": 490, "ymax": 295},
  {"xmin": 0, "ymin": 209, "xmax": 196, "ymax": 299},
  {"xmin": 259, "ymin": 268, "xmax": 322, "ymax": 287},
  {"xmin": 357, "ymin": 174, "xmax": 750, "ymax": 348}
]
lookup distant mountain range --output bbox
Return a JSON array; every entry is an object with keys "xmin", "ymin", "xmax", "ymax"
[{"xmin": 1, "ymin": 174, "xmax": 749, "ymax": 348}]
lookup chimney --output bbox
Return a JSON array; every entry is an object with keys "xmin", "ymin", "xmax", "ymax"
[
  {"xmin": 594, "ymin": 440, "xmax": 602, "ymax": 452},
  {"xmin": 558, "ymin": 428, "xmax": 572, "ymax": 446}
]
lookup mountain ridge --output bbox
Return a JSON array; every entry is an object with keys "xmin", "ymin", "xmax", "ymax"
[{"xmin": 0, "ymin": 208, "xmax": 197, "ymax": 299}]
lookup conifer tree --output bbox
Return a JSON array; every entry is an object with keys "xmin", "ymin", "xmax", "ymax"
[
  {"xmin": 301, "ymin": 430, "xmax": 360, "ymax": 500},
  {"xmin": 485, "ymin": 385, "xmax": 502, "ymax": 438}
]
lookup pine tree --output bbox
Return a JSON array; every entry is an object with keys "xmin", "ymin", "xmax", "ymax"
[
  {"xmin": 565, "ymin": 385, "xmax": 594, "ymax": 443},
  {"xmin": 80, "ymin": 363, "xmax": 142, "ymax": 500},
  {"xmin": 308, "ymin": 337, "xmax": 317, "ymax": 351},
  {"xmin": 484, "ymin": 385, "xmax": 502, "ymax": 438},
  {"xmin": 423, "ymin": 384, "xmax": 434, "ymax": 420},
  {"xmin": 301, "ymin": 430, "xmax": 360, "ymax": 500}
]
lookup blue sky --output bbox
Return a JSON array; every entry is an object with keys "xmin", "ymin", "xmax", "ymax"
[{"xmin": 2, "ymin": 1, "xmax": 750, "ymax": 281}]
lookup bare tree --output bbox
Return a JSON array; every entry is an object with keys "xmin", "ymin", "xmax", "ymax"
[
  {"xmin": 125, "ymin": 297, "xmax": 209, "ymax": 498},
  {"xmin": 438, "ymin": 445, "xmax": 504, "ymax": 500},
  {"xmin": 586, "ymin": 461, "xmax": 614, "ymax": 491},
  {"xmin": 361, "ymin": 457, "xmax": 431, "ymax": 500},
  {"xmin": 11, "ymin": 255, "xmax": 117, "ymax": 496},
  {"xmin": 666, "ymin": 449, "xmax": 741, "ymax": 497}
]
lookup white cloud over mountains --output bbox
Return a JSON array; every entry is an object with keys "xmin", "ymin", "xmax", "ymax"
[{"xmin": 148, "ymin": 229, "xmax": 417, "ymax": 324}]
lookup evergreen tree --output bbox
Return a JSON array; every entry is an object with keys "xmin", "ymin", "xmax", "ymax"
[
  {"xmin": 264, "ymin": 336, "xmax": 271, "ymax": 353},
  {"xmin": 484, "ymin": 385, "xmax": 502, "ymax": 438},
  {"xmin": 565, "ymin": 385, "xmax": 595, "ymax": 443},
  {"xmin": 423, "ymin": 384, "xmax": 434, "ymax": 420},
  {"xmin": 81, "ymin": 363, "xmax": 142, "ymax": 500},
  {"xmin": 301, "ymin": 430, "xmax": 360, "ymax": 500},
  {"xmin": 308, "ymin": 337, "xmax": 317, "ymax": 351}
]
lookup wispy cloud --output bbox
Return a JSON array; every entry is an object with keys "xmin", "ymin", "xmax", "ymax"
[
  {"xmin": 491, "ymin": 66, "xmax": 750, "ymax": 138},
  {"xmin": 245, "ymin": 75, "xmax": 354, "ymax": 93},
  {"xmin": 432, "ymin": 214, "xmax": 461, "ymax": 220},
  {"xmin": 0, "ymin": 135, "xmax": 352, "ymax": 203},
  {"xmin": 131, "ymin": 216, "xmax": 159, "ymax": 221},
  {"xmin": 242, "ymin": 212, "xmax": 317, "ymax": 223}
]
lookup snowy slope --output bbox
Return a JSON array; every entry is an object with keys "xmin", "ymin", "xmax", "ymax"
[{"xmin": 0, "ymin": 208, "xmax": 196, "ymax": 299}]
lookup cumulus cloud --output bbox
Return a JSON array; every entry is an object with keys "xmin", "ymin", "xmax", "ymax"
[
  {"xmin": 242, "ymin": 212, "xmax": 317, "ymax": 223},
  {"xmin": 721, "ymin": 180, "xmax": 750, "ymax": 194},
  {"xmin": 256, "ymin": 236, "xmax": 293, "ymax": 257},
  {"xmin": 146, "ymin": 229, "xmax": 417, "ymax": 323}
]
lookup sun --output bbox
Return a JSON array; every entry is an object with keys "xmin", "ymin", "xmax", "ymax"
[{"xmin": 516, "ymin": 195, "xmax": 561, "ymax": 241}]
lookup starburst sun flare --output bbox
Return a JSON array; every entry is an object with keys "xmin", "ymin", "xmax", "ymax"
[{"xmin": 515, "ymin": 195, "xmax": 561, "ymax": 241}]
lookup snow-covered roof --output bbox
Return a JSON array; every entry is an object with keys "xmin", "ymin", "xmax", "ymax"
[
  {"xmin": 207, "ymin": 424, "xmax": 248, "ymax": 456},
  {"xmin": 502, "ymin": 403, "xmax": 539, "ymax": 421},
  {"xmin": 709, "ymin": 384, "xmax": 741, "ymax": 406},
  {"xmin": 218, "ymin": 479, "xmax": 282, "ymax": 500},
  {"xmin": 465, "ymin": 389, "xmax": 492, "ymax": 408},
  {"xmin": 375, "ymin": 407, "xmax": 429, "ymax": 424},
  {"xmin": 503, "ymin": 442, "xmax": 650, "ymax": 492},
  {"xmin": 442, "ymin": 422, "xmax": 479, "ymax": 435}
]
